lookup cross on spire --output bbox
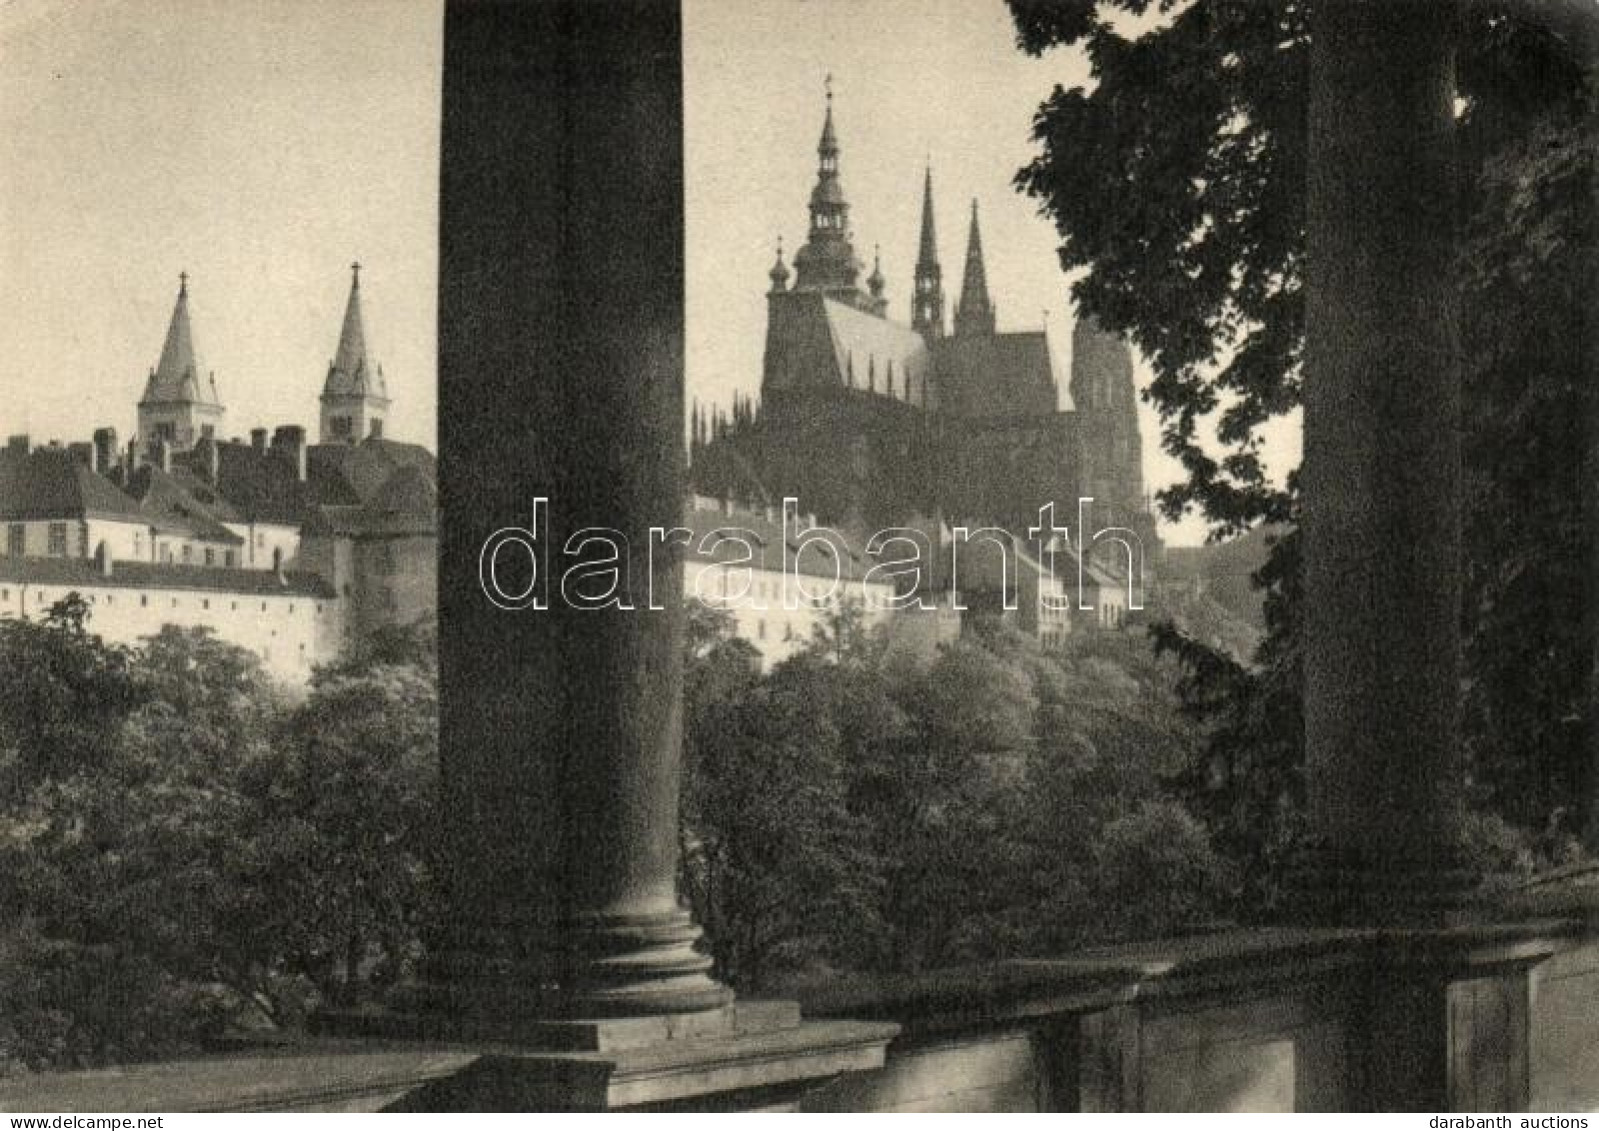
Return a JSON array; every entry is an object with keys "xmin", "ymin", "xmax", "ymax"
[
  {"xmin": 351, "ymin": 261, "xmax": 362, "ymax": 288},
  {"xmin": 178, "ymin": 270, "xmax": 188, "ymax": 295}
]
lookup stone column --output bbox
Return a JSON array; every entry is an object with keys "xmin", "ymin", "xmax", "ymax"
[
  {"xmin": 1300, "ymin": 0, "xmax": 1474, "ymax": 920},
  {"xmin": 425, "ymin": 0, "xmax": 730, "ymax": 1030}
]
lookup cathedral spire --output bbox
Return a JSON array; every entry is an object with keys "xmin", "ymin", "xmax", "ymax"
[
  {"xmin": 912, "ymin": 164, "xmax": 945, "ymax": 340},
  {"xmin": 138, "ymin": 272, "xmax": 225, "ymax": 451},
  {"xmin": 320, "ymin": 262, "xmax": 391, "ymax": 444},
  {"xmin": 953, "ymin": 199, "xmax": 996, "ymax": 337},
  {"xmin": 151, "ymin": 272, "xmax": 211, "ymax": 404},
  {"xmin": 791, "ymin": 76, "xmax": 864, "ymax": 297}
]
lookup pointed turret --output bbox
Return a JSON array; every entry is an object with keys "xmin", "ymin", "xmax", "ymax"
[
  {"xmin": 768, "ymin": 238, "xmax": 791, "ymax": 294},
  {"xmin": 790, "ymin": 77, "xmax": 866, "ymax": 301},
  {"xmin": 320, "ymin": 263, "xmax": 392, "ymax": 444},
  {"xmin": 911, "ymin": 164, "xmax": 945, "ymax": 340},
  {"xmin": 953, "ymin": 200, "xmax": 996, "ymax": 337},
  {"xmin": 151, "ymin": 273, "xmax": 211, "ymax": 402},
  {"xmin": 137, "ymin": 272, "xmax": 225, "ymax": 452}
]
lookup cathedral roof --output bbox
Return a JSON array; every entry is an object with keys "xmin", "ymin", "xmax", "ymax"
[
  {"xmin": 322, "ymin": 264, "xmax": 388, "ymax": 402},
  {"xmin": 142, "ymin": 275, "xmax": 221, "ymax": 408},
  {"xmin": 763, "ymin": 291, "xmax": 930, "ymax": 397},
  {"xmin": 932, "ymin": 331, "xmax": 1057, "ymax": 418}
]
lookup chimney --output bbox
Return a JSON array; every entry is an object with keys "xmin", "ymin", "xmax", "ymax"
[
  {"xmin": 154, "ymin": 439, "xmax": 172, "ymax": 475},
  {"xmin": 197, "ymin": 435, "xmax": 220, "ymax": 483},
  {"xmin": 271, "ymin": 425, "xmax": 308, "ymax": 482},
  {"xmin": 67, "ymin": 442, "xmax": 94, "ymax": 470},
  {"xmin": 251, "ymin": 428, "xmax": 268, "ymax": 453},
  {"xmin": 5, "ymin": 434, "xmax": 29, "ymax": 456},
  {"xmin": 94, "ymin": 540, "xmax": 113, "ymax": 578},
  {"xmin": 126, "ymin": 437, "xmax": 144, "ymax": 472},
  {"xmin": 92, "ymin": 428, "xmax": 118, "ymax": 477}
]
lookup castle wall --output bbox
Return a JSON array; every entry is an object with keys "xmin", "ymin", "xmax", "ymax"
[{"xmin": 0, "ymin": 575, "xmax": 338, "ymax": 688}]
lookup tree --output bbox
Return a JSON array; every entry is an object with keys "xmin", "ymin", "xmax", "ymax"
[
  {"xmin": 0, "ymin": 608, "xmax": 441, "ymax": 1072},
  {"xmin": 0, "ymin": 595, "xmax": 142, "ymax": 790},
  {"xmin": 679, "ymin": 600, "xmax": 882, "ymax": 987},
  {"xmin": 1010, "ymin": 0, "xmax": 1596, "ymax": 852},
  {"xmin": 245, "ymin": 647, "xmax": 439, "ymax": 1009}
]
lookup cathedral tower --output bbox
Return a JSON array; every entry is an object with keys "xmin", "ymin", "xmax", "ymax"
[
  {"xmin": 790, "ymin": 80, "xmax": 873, "ymax": 309},
  {"xmin": 1070, "ymin": 315, "xmax": 1145, "ymax": 513},
  {"xmin": 320, "ymin": 263, "xmax": 390, "ymax": 444},
  {"xmin": 138, "ymin": 273, "xmax": 224, "ymax": 453},
  {"xmin": 952, "ymin": 200, "xmax": 996, "ymax": 337},
  {"xmin": 911, "ymin": 166, "xmax": 945, "ymax": 340}
]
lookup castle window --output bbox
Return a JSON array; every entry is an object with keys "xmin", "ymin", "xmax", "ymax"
[
  {"xmin": 47, "ymin": 523, "xmax": 67, "ymax": 557},
  {"xmin": 224, "ymin": 550, "xmax": 235, "ymax": 568},
  {"xmin": 140, "ymin": 595, "xmax": 148, "ymax": 607},
  {"xmin": 330, "ymin": 416, "xmax": 354, "ymax": 439},
  {"xmin": 171, "ymin": 598, "xmax": 178, "ymax": 608},
  {"xmin": 757, "ymin": 619, "xmax": 766, "ymax": 641},
  {"xmin": 369, "ymin": 419, "xmax": 383, "ymax": 440},
  {"xmin": 1, "ymin": 588, "xmax": 7, "ymax": 600},
  {"xmin": 181, "ymin": 545, "xmax": 192, "ymax": 563},
  {"xmin": 6, "ymin": 524, "xmax": 22, "ymax": 557},
  {"xmin": 204, "ymin": 549, "xmax": 215, "ymax": 567}
]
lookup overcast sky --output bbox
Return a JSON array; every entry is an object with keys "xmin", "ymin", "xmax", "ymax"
[
  {"xmin": 0, "ymin": 0, "xmax": 1282, "ymax": 545},
  {"xmin": 0, "ymin": 0, "xmax": 443, "ymax": 451}
]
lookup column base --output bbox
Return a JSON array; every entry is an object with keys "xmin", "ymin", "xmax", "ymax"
[
  {"xmin": 317, "ymin": 998, "xmax": 897, "ymax": 1111},
  {"xmin": 401, "ymin": 906, "xmax": 735, "ymax": 1028},
  {"xmin": 320, "ymin": 997, "xmax": 784, "ymax": 1053}
]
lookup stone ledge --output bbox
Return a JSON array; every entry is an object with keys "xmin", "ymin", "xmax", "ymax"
[
  {"xmin": 787, "ymin": 919, "xmax": 1593, "ymax": 1040},
  {"xmin": 0, "ymin": 1017, "xmax": 899, "ymax": 1114},
  {"xmin": 0, "ymin": 1044, "xmax": 480, "ymax": 1114}
]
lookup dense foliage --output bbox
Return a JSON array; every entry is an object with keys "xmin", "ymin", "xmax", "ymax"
[
  {"xmin": 0, "ymin": 602, "xmax": 437, "ymax": 1075},
  {"xmin": 1009, "ymin": 0, "xmax": 1596, "ymax": 877},
  {"xmin": 680, "ymin": 601, "xmax": 1230, "ymax": 991}
]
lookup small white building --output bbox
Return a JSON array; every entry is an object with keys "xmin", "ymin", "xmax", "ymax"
[{"xmin": 682, "ymin": 495, "xmax": 896, "ymax": 668}]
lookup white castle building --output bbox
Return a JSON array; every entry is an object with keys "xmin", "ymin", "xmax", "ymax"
[{"xmin": 0, "ymin": 267, "xmax": 436, "ymax": 686}]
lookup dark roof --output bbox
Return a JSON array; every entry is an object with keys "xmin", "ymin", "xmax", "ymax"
[
  {"xmin": 196, "ymin": 442, "xmax": 323, "ymax": 525},
  {"xmin": 0, "ymin": 557, "xmax": 335, "ymax": 599},
  {"xmin": 932, "ymin": 332, "xmax": 1058, "ymax": 419},
  {"xmin": 682, "ymin": 500, "xmax": 878, "ymax": 583},
  {"xmin": 123, "ymin": 466, "xmax": 244, "ymax": 544},
  {"xmin": 305, "ymin": 464, "xmax": 436, "ymax": 538},
  {"xmin": 309, "ymin": 438, "xmax": 436, "ymax": 507},
  {"xmin": 764, "ymin": 292, "xmax": 932, "ymax": 401},
  {"xmin": 0, "ymin": 447, "xmax": 146, "ymax": 523}
]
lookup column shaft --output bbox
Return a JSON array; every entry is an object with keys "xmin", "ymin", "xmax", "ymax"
[
  {"xmin": 433, "ymin": 0, "xmax": 729, "ymax": 1020},
  {"xmin": 1301, "ymin": 0, "xmax": 1472, "ymax": 915}
]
